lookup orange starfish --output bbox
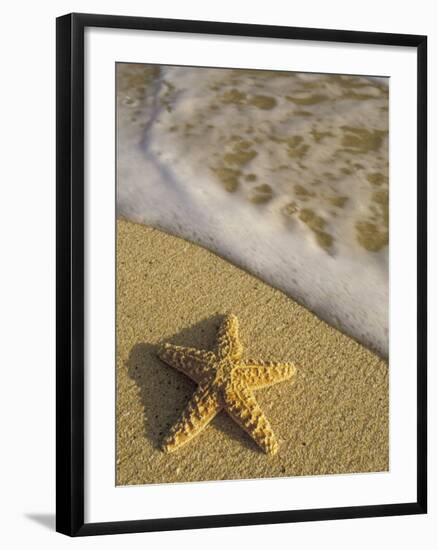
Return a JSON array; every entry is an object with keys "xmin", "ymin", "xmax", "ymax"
[{"xmin": 157, "ymin": 314, "xmax": 296, "ymax": 455}]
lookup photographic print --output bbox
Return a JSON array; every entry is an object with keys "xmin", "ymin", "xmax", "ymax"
[
  {"xmin": 115, "ymin": 63, "xmax": 389, "ymax": 486},
  {"xmin": 56, "ymin": 14, "xmax": 427, "ymax": 535}
]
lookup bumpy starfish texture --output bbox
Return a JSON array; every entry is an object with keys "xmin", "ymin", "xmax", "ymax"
[{"xmin": 157, "ymin": 314, "xmax": 297, "ymax": 455}]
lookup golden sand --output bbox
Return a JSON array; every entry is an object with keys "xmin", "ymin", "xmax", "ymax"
[{"xmin": 116, "ymin": 219, "xmax": 388, "ymax": 485}]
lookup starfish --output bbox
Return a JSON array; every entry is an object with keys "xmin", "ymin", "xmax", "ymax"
[{"xmin": 157, "ymin": 314, "xmax": 297, "ymax": 455}]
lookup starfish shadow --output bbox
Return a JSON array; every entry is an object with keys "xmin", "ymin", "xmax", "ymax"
[{"xmin": 125, "ymin": 314, "xmax": 261, "ymax": 454}]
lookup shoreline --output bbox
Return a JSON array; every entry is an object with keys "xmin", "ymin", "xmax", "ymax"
[{"xmin": 117, "ymin": 215, "xmax": 387, "ymax": 360}]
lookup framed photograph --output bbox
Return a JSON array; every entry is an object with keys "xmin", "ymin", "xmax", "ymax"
[{"xmin": 56, "ymin": 12, "xmax": 427, "ymax": 536}]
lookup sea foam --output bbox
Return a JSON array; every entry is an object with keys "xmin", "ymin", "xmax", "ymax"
[{"xmin": 117, "ymin": 64, "xmax": 389, "ymax": 357}]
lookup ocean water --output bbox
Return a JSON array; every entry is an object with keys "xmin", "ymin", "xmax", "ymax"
[{"xmin": 116, "ymin": 64, "xmax": 389, "ymax": 357}]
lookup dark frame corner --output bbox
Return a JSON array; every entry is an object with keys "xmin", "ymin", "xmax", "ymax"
[{"xmin": 56, "ymin": 12, "xmax": 427, "ymax": 537}]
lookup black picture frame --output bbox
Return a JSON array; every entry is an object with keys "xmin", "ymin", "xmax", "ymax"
[{"xmin": 56, "ymin": 12, "xmax": 427, "ymax": 537}]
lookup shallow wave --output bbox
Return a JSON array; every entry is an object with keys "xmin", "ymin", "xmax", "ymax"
[{"xmin": 116, "ymin": 64, "xmax": 389, "ymax": 357}]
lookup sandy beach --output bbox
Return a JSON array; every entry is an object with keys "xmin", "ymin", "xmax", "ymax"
[{"xmin": 116, "ymin": 219, "xmax": 388, "ymax": 486}]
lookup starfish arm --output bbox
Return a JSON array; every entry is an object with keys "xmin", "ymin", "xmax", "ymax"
[
  {"xmin": 224, "ymin": 384, "xmax": 279, "ymax": 455},
  {"xmin": 234, "ymin": 361, "xmax": 296, "ymax": 390},
  {"xmin": 162, "ymin": 387, "xmax": 221, "ymax": 453},
  {"xmin": 217, "ymin": 314, "xmax": 243, "ymax": 361},
  {"xmin": 157, "ymin": 343, "xmax": 216, "ymax": 383}
]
